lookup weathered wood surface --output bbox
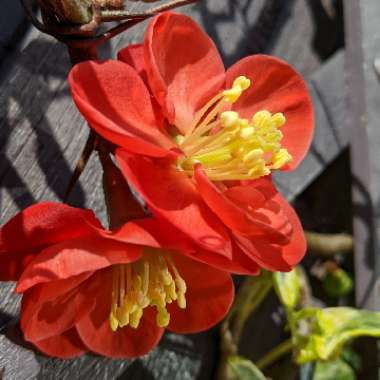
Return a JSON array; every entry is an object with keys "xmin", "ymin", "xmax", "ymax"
[
  {"xmin": 345, "ymin": 1, "xmax": 380, "ymax": 378},
  {"xmin": 0, "ymin": 1, "xmax": 347, "ymax": 379}
]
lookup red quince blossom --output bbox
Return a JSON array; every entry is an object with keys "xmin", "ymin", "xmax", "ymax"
[
  {"xmin": 0, "ymin": 202, "xmax": 234, "ymax": 358},
  {"xmin": 68, "ymin": 12, "xmax": 314, "ymax": 273},
  {"xmin": 0, "ymin": 159, "xmax": 234, "ymax": 359}
]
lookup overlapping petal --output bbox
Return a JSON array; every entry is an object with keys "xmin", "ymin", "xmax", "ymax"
[
  {"xmin": 194, "ymin": 166, "xmax": 292, "ymax": 244},
  {"xmin": 0, "ymin": 202, "xmax": 101, "ymax": 281},
  {"xmin": 16, "ymin": 235, "xmax": 142, "ymax": 293},
  {"xmin": 116, "ymin": 149, "xmax": 232, "ymax": 257},
  {"xmin": 144, "ymin": 12, "xmax": 225, "ymax": 133},
  {"xmin": 69, "ymin": 60, "xmax": 174, "ymax": 156}
]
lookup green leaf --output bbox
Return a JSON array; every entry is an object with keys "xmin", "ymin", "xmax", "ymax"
[
  {"xmin": 313, "ymin": 359, "xmax": 356, "ymax": 380},
  {"xmin": 273, "ymin": 267, "xmax": 302, "ymax": 310},
  {"xmin": 294, "ymin": 307, "xmax": 380, "ymax": 363},
  {"xmin": 228, "ymin": 356, "xmax": 267, "ymax": 380}
]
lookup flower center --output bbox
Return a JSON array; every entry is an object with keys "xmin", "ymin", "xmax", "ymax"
[
  {"xmin": 109, "ymin": 250, "xmax": 187, "ymax": 331},
  {"xmin": 176, "ymin": 76, "xmax": 292, "ymax": 181}
]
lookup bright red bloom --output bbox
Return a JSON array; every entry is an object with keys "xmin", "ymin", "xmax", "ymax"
[
  {"xmin": 68, "ymin": 12, "xmax": 314, "ymax": 272},
  {"xmin": 0, "ymin": 198, "xmax": 233, "ymax": 358}
]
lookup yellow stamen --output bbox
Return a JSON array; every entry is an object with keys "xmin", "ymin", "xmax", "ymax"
[
  {"xmin": 109, "ymin": 251, "xmax": 187, "ymax": 331},
  {"xmin": 175, "ymin": 76, "xmax": 292, "ymax": 181}
]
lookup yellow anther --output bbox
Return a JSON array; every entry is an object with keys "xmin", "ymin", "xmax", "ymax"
[
  {"xmin": 175, "ymin": 277, "xmax": 187, "ymax": 294},
  {"xmin": 223, "ymin": 76, "xmax": 251, "ymax": 103},
  {"xmin": 238, "ymin": 118, "xmax": 249, "ymax": 128},
  {"xmin": 156, "ymin": 307, "xmax": 170, "ymax": 327},
  {"xmin": 177, "ymin": 293, "xmax": 187, "ymax": 309},
  {"xmin": 252, "ymin": 110, "xmax": 272, "ymax": 128},
  {"xmin": 223, "ymin": 87, "xmax": 242, "ymax": 103},
  {"xmin": 117, "ymin": 307, "xmax": 130, "ymax": 327},
  {"xmin": 129, "ymin": 307, "xmax": 143, "ymax": 329},
  {"xmin": 220, "ymin": 111, "xmax": 239, "ymax": 128},
  {"xmin": 233, "ymin": 76, "xmax": 251, "ymax": 90},
  {"xmin": 161, "ymin": 270, "xmax": 173, "ymax": 286},
  {"xmin": 109, "ymin": 312, "xmax": 119, "ymax": 332},
  {"xmin": 165, "ymin": 282, "xmax": 177, "ymax": 301},
  {"xmin": 243, "ymin": 149, "xmax": 264, "ymax": 163},
  {"xmin": 272, "ymin": 148, "xmax": 293, "ymax": 169},
  {"xmin": 249, "ymin": 165, "xmax": 270, "ymax": 178},
  {"xmin": 240, "ymin": 127, "xmax": 255, "ymax": 140},
  {"xmin": 272, "ymin": 112, "xmax": 286, "ymax": 128}
]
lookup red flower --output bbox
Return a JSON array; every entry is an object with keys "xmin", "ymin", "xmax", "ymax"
[
  {"xmin": 0, "ymin": 202, "xmax": 234, "ymax": 358},
  {"xmin": 68, "ymin": 12, "xmax": 314, "ymax": 272}
]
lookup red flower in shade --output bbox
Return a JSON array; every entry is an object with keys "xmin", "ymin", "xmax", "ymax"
[
  {"xmin": 68, "ymin": 12, "xmax": 314, "ymax": 273},
  {"xmin": 0, "ymin": 202, "xmax": 234, "ymax": 358}
]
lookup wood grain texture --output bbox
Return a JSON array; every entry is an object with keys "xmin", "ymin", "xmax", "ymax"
[{"xmin": 0, "ymin": 1, "xmax": 347, "ymax": 379}]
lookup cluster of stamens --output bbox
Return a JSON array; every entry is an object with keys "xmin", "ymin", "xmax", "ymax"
[
  {"xmin": 176, "ymin": 76, "xmax": 293, "ymax": 181},
  {"xmin": 109, "ymin": 251, "xmax": 187, "ymax": 331}
]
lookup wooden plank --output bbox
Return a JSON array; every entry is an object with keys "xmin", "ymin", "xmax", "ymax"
[{"xmin": 344, "ymin": 1, "xmax": 380, "ymax": 378}]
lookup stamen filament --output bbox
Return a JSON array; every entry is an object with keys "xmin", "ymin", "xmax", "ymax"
[{"xmin": 175, "ymin": 75, "xmax": 292, "ymax": 182}]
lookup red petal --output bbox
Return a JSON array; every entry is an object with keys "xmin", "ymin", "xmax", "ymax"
[
  {"xmin": 184, "ymin": 241, "xmax": 260, "ymax": 276},
  {"xmin": 194, "ymin": 166, "xmax": 291, "ymax": 244},
  {"xmin": 234, "ymin": 190, "xmax": 306, "ymax": 271},
  {"xmin": 226, "ymin": 55, "xmax": 314, "ymax": 169},
  {"xmin": 21, "ymin": 272, "xmax": 93, "ymax": 342},
  {"xmin": 116, "ymin": 150, "xmax": 232, "ymax": 257},
  {"xmin": 17, "ymin": 236, "xmax": 142, "ymax": 293},
  {"xmin": 117, "ymin": 218, "xmax": 260, "ymax": 275},
  {"xmin": 68, "ymin": 60, "xmax": 174, "ymax": 156},
  {"xmin": 167, "ymin": 253, "xmax": 234, "ymax": 333},
  {"xmin": 118, "ymin": 44, "xmax": 146, "ymax": 80},
  {"xmin": 0, "ymin": 202, "xmax": 102, "ymax": 281},
  {"xmin": 76, "ymin": 270, "xmax": 164, "ymax": 358},
  {"xmin": 31, "ymin": 328, "xmax": 87, "ymax": 359},
  {"xmin": 144, "ymin": 12, "xmax": 225, "ymax": 133},
  {"xmin": 118, "ymin": 44, "xmax": 166, "ymax": 128}
]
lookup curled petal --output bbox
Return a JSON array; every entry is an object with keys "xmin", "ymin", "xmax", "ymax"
[
  {"xmin": 226, "ymin": 55, "xmax": 314, "ymax": 169},
  {"xmin": 69, "ymin": 60, "xmax": 174, "ymax": 156},
  {"xmin": 235, "ymin": 190, "xmax": 306, "ymax": 271},
  {"xmin": 194, "ymin": 166, "xmax": 291, "ymax": 244},
  {"xmin": 17, "ymin": 236, "xmax": 142, "ymax": 293},
  {"xmin": 0, "ymin": 202, "xmax": 102, "ymax": 281}
]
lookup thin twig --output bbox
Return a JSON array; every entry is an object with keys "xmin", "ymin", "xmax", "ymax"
[
  {"xmin": 305, "ymin": 231, "xmax": 353, "ymax": 256},
  {"xmin": 101, "ymin": 0, "xmax": 198, "ymax": 21},
  {"xmin": 64, "ymin": 132, "xmax": 98, "ymax": 202}
]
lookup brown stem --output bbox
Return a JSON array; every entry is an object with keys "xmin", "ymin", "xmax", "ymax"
[
  {"xmin": 305, "ymin": 231, "xmax": 353, "ymax": 256},
  {"xmin": 216, "ymin": 320, "xmax": 238, "ymax": 380},
  {"xmin": 64, "ymin": 132, "xmax": 98, "ymax": 201},
  {"xmin": 101, "ymin": 0, "xmax": 199, "ymax": 21}
]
